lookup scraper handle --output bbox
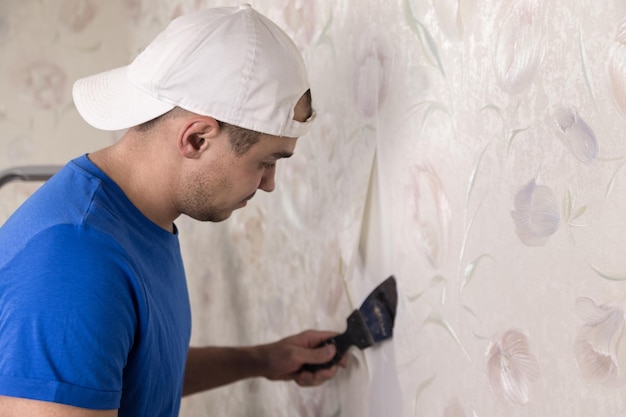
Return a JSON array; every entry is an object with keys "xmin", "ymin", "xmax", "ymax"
[
  {"xmin": 300, "ymin": 330, "xmax": 353, "ymax": 373},
  {"xmin": 301, "ymin": 309, "xmax": 371, "ymax": 373}
]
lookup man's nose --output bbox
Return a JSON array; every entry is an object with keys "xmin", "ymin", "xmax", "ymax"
[{"xmin": 258, "ymin": 167, "xmax": 275, "ymax": 192}]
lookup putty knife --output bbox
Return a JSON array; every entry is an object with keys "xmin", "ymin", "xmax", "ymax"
[{"xmin": 302, "ymin": 275, "xmax": 398, "ymax": 372}]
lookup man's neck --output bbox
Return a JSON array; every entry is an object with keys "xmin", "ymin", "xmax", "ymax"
[{"xmin": 88, "ymin": 137, "xmax": 179, "ymax": 233}]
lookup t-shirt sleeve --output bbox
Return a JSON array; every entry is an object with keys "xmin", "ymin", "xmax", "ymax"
[{"xmin": 0, "ymin": 225, "xmax": 139, "ymax": 410}]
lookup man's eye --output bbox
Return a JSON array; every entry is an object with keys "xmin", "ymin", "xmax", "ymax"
[{"xmin": 262, "ymin": 162, "xmax": 276, "ymax": 169}]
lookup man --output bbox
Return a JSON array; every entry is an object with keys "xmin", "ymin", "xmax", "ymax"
[{"xmin": 0, "ymin": 5, "xmax": 344, "ymax": 417}]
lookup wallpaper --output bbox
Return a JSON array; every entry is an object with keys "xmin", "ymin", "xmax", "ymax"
[{"xmin": 3, "ymin": 0, "xmax": 626, "ymax": 416}]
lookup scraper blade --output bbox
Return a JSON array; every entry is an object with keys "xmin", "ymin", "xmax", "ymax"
[{"xmin": 302, "ymin": 275, "xmax": 398, "ymax": 372}]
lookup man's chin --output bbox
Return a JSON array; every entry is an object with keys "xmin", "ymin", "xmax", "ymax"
[
  {"xmin": 212, "ymin": 211, "xmax": 234, "ymax": 222},
  {"xmin": 189, "ymin": 210, "xmax": 234, "ymax": 223}
]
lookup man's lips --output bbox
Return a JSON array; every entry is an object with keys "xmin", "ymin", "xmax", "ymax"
[{"xmin": 236, "ymin": 192, "xmax": 256, "ymax": 208}]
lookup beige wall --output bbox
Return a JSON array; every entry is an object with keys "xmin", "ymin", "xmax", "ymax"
[{"xmin": 4, "ymin": 0, "xmax": 626, "ymax": 416}]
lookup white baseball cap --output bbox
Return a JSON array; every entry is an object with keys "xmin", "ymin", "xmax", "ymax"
[{"xmin": 72, "ymin": 4, "xmax": 314, "ymax": 137}]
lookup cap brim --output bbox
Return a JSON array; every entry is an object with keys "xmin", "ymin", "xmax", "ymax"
[{"xmin": 72, "ymin": 66, "xmax": 175, "ymax": 131}]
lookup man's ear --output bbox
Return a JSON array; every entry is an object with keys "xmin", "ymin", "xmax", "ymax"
[{"xmin": 178, "ymin": 117, "xmax": 221, "ymax": 158}]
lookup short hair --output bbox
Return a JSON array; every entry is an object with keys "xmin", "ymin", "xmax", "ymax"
[
  {"xmin": 300, "ymin": 88, "xmax": 313, "ymax": 121},
  {"xmin": 222, "ymin": 89, "xmax": 313, "ymax": 155},
  {"xmin": 134, "ymin": 89, "xmax": 312, "ymax": 156},
  {"xmin": 218, "ymin": 121, "xmax": 261, "ymax": 156},
  {"xmin": 134, "ymin": 107, "xmax": 189, "ymax": 133},
  {"xmin": 219, "ymin": 89, "xmax": 313, "ymax": 155}
]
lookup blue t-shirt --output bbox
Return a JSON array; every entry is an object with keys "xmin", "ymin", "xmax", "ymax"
[{"xmin": 0, "ymin": 155, "xmax": 191, "ymax": 416}]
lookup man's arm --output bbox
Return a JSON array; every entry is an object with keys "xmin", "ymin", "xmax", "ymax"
[
  {"xmin": 0, "ymin": 396, "xmax": 117, "ymax": 417},
  {"xmin": 183, "ymin": 330, "xmax": 346, "ymax": 396}
]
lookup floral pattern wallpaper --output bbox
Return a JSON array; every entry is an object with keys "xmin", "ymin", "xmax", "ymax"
[{"xmin": 4, "ymin": 0, "xmax": 626, "ymax": 416}]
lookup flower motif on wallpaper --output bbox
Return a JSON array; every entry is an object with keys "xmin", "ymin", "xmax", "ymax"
[
  {"xmin": 7, "ymin": 133, "xmax": 34, "ymax": 162},
  {"xmin": 443, "ymin": 398, "xmax": 466, "ymax": 417},
  {"xmin": 123, "ymin": 0, "xmax": 142, "ymax": 22},
  {"xmin": 352, "ymin": 33, "xmax": 392, "ymax": 119},
  {"xmin": 59, "ymin": 0, "xmax": 97, "ymax": 32},
  {"xmin": 315, "ymin": 240, "xmax": 345, "ymax": 318},
  {"xmin": 433, "ymin": 0, "xmax": 462, "ymax": 39},
  {"xmin": 510, "ymin": 179, "xmax": 560, "ymax": 247},
  {"xmin": 408, "ymin": 163, "xmax": 452, "ymax": 269},
  {"xmin": 574, "ymin": 297, "xmax": 626, "ymax": 387},
  {"xmin": 280, "ymin": 0, "xmax": 320, "ymax": 50},
  {"xmin": 608, "ymin": 17, "xmax": 626, "ymax": 117},
  {"xmin": 403, "ymin": 0, "xmax": 445, "ymax": 76},
  {"xmin": 228, "ymin": 206, "xmax": 267, "ymax": 266},
  {"xmin": 19, "ymin": 62, "xmax": 67, "ymax": 110},
  {"xmin": 555, "ymin": 108, "xmax": 598, "ymax": 163},
  {"xmin": 493, "ymin": 0, "xmax": 545, "ymax": 94},
  {"xmin": 487, "ymin": 329, "xmax": 540, "ymax": 405},
  {"xmin": 296, "ymin": 384, "xmax": 341, "ymax": 417}
]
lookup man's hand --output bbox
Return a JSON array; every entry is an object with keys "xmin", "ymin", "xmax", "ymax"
[
  {"xmin": 183, "ymin": 330, "xmax": 349, "ymax": 395},
  {"xmin": 258, "ymin": 330, "xmax": 349, "ymax": 387}
]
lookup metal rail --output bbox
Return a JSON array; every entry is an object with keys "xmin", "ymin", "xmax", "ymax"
[{"xmin": 0, "ymin": 165, "xmax": 62, "ymax": 189}]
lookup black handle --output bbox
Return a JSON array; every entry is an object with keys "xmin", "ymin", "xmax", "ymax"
[
  {"xmin": 300, "ymin": 309, "xmax": 370, "ymax": 373},
  {"xmin": 300, "ymin": 330, "xmax": 353, "ymax": 373}
]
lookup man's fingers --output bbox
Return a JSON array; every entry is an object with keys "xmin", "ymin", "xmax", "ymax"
[
  {"xmin": 300, "ymin": 330, "xmax": 339, "ymax": 348},
  {"xmin": 318, "ymin": 344, "xmax": 337, "ymax": 363},
  {"xmin": 301, "ymin": 343, "xmax": 336, "ymax": 365},
  {"xmin": 295, "ymin": 366, "xmax": 339, "ymax": 387},
  {"xmin": 338, "ymin": 352, "xmax": 349, "ymax": 368}
]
